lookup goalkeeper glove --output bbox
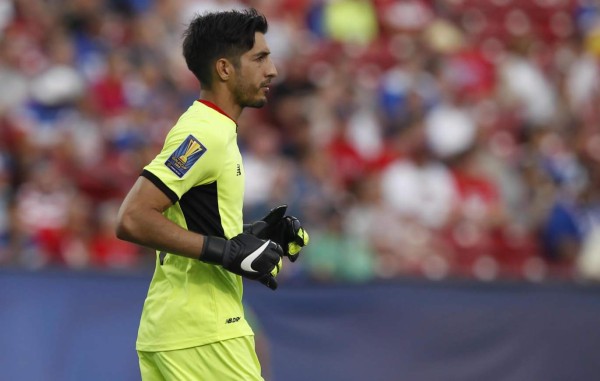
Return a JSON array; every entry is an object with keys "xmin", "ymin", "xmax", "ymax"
[
  {"xmin": 245, "ymin": 205, "xmax": 309, "ymax": 262},
  {"xmin": 200, "ymin": 233, "xmax": 283, "ymax": 290}
]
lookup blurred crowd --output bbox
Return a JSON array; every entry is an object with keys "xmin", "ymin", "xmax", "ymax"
[{"xmin": 0, "ymin": 0, "xmax": 599, "ymax": 283}]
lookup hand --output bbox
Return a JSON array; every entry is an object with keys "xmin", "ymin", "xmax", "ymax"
[
  {"xmin": 245, "ymin": 205, "xmax": 309, "ymax": 262},
  {"xmin": 200, "ymin": 233, "xmax": 283, "ymax": 290}
]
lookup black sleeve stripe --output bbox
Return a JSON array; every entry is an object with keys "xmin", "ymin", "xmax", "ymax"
[{"xmin": 141, "ymin": 169, "xmax": 179, "ymax": 204}]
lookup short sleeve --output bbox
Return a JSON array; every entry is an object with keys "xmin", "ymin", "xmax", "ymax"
[{"xmin": 143, "ymin": 123, "xmax": 225, "ymax": 202}]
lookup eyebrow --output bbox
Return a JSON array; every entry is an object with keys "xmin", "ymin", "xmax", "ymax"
[{"xmin": 252, "ymin": 50, "xmax": 270, "ymax": 59}]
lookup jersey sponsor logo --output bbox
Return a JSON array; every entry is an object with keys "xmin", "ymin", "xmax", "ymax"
[
  {"xmin": 240, "ymin": 240, "xmax": 271, "ymax": 273},
  {"xmin": 225, "ymin": 316, "xmax": 241, "ymax": 324},
  {"xmin": 236, "ymin": 164, "xmax": 241, "ymax": 176},
  {"xmin": 165, "ymin": 135, "xmax": 206, "ymax": 177}
]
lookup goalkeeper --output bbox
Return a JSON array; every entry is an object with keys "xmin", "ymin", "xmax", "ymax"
[{"xmin": 116, "ymin": 8, "xmax": 308, "ymax": 381}]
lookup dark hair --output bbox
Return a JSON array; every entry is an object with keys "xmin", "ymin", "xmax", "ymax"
[{"xmin": 182, "ymin": 8, "xmax": 268, "ymax": 88}]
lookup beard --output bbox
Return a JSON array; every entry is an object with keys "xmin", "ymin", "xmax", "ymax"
[{"xmin": 233, "ymin": 77, "xmax": 268, "ymax": 109}]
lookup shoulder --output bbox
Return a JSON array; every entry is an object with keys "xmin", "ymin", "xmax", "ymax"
[{"xmin": 168, "ymin": 102, "xmax": 233, "ymax": 148}]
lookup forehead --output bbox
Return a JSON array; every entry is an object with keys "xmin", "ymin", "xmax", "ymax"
[{"xmin": 244, "ymin": 32, "xmax": 269, "ymax": 56}]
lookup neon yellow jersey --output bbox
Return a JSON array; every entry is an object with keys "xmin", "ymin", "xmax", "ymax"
[{"xmin": 136, "ymin": 100, "xmax": 253, "ymax": 352}]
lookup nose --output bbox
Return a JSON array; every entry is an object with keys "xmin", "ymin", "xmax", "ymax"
[{"xmin": 266, "ymin": 58, "xmax": 278, "ymax": 79}]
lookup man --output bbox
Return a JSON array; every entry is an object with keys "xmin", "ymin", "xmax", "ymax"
[{"xmin": 116, "ymin": 8, "xmax": 308, "ymax": 380}]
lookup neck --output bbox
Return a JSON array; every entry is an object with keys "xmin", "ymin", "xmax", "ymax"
[{"xmin": 199, "ymin": 89, "xmax": 242, "ymax": 122}]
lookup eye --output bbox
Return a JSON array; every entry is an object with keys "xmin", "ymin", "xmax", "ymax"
[{"xmin": 255, "ymin": 53, "xmax": 270, "ymax": 63}]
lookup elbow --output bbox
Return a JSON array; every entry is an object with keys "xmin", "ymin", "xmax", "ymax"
[
  {"xmin": 115, "ymin": 207, "xmax": 137, "ymax": 242},
  {"xmin": 115, "ymin": 221, "xmax": 130, "ymax": 242}
]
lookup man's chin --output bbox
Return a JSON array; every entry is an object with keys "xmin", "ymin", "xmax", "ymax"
[{"xmin": 245, "ymin": 98, "xmax": 268, "ymax": 109}]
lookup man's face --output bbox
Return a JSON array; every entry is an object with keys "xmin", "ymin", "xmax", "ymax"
[{"xmin": 231, "ymin": 32, "xmax": 278, "ymax": 108}]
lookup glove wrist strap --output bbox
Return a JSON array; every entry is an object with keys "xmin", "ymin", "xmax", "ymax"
[{"xmin": 199, "ymin": 236, "xmax": 227, "ymax": 264}]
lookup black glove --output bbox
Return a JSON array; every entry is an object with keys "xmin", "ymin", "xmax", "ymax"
[
  {"xmin": 245, "ymin": 205, "xmax": 309, "ymax": 263},
  {"xmin": 200, "ymin": 232, "xmax": 283, "ymax": 290}
]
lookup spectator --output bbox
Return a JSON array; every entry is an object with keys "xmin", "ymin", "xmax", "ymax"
[
  {"xmin": 242, "ymin": 125, "xmax": 293, "ymax": 221},
  {"xmin": 0, "ymin": 152, "xmax": 11, "ymax": 263},
  {"xmin": 303, "ymin": 205, "xmax": 376, "ymax": 283},
  {"xmin": 497, "ymin": 37, "xmax": 558, "ymax": 127},
  {"xmin": 90, "ymin": 200, "xmax": 143, "ymax": 269},
  {"xmin": 13, "ymin": 160, "xmax": 76, "ymax": 268},
  {"xmin": 0, "ymin": 0, "xmax": 597, "ymax": 283},
  {"xmin": 322, "ymin": 0, "xmax": 379, "ymax": 46}
]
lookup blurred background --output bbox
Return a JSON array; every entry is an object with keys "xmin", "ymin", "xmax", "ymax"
[{"xmin": 1, "ymin": 0, "xmax": 600, "ymax": 380}]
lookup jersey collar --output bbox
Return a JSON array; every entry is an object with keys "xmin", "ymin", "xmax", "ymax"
[{"xmin": 197, "ymin": 100, "xmax": 236, "ymax": 124}]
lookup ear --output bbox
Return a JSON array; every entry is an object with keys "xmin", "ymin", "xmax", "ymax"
[{"xmin": 215, "ymin": 58, "xmax": 234, "ymax": 82}]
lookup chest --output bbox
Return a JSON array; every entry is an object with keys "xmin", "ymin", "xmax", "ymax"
[{"xmin": 216, "ymin": 141, "xmax": 245, "ymax": 220}]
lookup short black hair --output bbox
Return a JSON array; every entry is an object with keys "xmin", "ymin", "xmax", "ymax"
[{"xmin": 182, "ymin": 8, "xmax": 268, "ymax": 89}]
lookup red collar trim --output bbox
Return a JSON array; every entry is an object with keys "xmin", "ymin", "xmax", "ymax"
[{"xmin": 198, "ymin": 100, "xmax": 236, "ymax": 123}]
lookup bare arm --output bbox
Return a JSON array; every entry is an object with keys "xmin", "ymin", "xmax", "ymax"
[{"xmin": 116, "ymin": 176, "xmax": 205, "ymax": 259}]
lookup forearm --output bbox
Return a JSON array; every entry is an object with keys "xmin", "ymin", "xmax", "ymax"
[
  {"xmin": 117, "ymin": 207, "xmax": 205, "ymax": 260},
  {"xmin": 116, "ymin": 180, "xmax": 285, "ymax": 289}
]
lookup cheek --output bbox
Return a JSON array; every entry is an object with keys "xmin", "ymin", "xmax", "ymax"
[
  {"xmin": 232, "ymin": 76, "xmax": 255, "ymax": 103},
  {"xmin": 236, "ymin": 77, "xmax": 254, "ymax": 96},
  {"xmin": 240, "ymin": 70, "xmax": 260, "ymax": 93}
]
